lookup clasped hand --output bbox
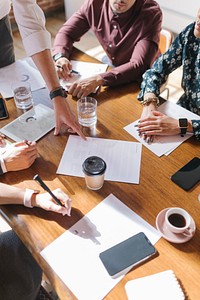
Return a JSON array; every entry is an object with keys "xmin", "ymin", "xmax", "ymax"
[{"xmin": 138, "ymin": 110, "xmax": 179, "ymax": 142}]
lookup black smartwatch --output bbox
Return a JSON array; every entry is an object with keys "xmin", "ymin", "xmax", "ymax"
[
  {"xmin": 49, "ymin": 87, "xmax": 67, "ymax": 100},
  {"xmin": 178, "ymin": 118, "xmax": 188, "ymax": 136},
  {"xmin": 53, "ymin": 53, "xmax": 66, "ymax": 62}
]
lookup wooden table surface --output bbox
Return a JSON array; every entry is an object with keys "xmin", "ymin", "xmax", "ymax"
[{"xmin": 0, "ymin": 49, "xmax": 200, "ymax": 300}]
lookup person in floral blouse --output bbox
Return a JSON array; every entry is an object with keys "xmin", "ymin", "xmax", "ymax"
[{"xmin": 137, "ymin": 8, "xmax": 200, "ymax": 142}]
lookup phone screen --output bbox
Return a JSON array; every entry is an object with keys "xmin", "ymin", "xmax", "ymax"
[
  {"xmin": 99, "ymin": 232, "xmax": 157, "ymax": 277},
  {"xmin": 171, "ymin": 157, "xmax": 200, "ymax": 191},
  {"xmin": 0, "ymin": 97, "xmax": 8, "ymax": 119}
]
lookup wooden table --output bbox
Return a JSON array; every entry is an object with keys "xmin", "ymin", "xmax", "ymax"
[{"xmin": 0, "ymin": 49, "xmax": 200, "ymax": 300}]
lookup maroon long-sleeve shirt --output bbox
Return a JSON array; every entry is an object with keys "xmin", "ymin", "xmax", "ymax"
[{"xmin": 53, "ymin": 0, "xmax": 162, "ymax": 86}]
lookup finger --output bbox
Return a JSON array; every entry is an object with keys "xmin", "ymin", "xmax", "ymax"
[{"xmin": 152, "ymin": 110, "xmax": 163, "ymax": 116}]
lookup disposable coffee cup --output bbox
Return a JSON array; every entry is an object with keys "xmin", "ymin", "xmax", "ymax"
[
  {"xmin": 165, "ymin": 207, "xmax": 194, "ymax": 236},
  {"xmin": 82, "ymin": 156, "xmax": 106, "ymax": 190}
]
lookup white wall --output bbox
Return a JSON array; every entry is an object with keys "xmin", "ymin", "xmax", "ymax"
[
  {"xmin": 64, "ymin": 0, "xmax": 84, "ymax": 20},
  {"xmin": 156, "ymin": 0, "xmax": 199, "ymax": 33},
  {"xmin": 64, "ymin": 0, "xmax": 199, "ymax": 33}
]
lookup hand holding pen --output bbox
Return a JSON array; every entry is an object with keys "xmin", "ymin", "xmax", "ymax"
[
  {"xmin": 33, "ymin": 174, "xmax": 72, "ymax": 216},
  {"xmin": 55, "ymin": 56, "xmax": 79, "ymax": 81}
]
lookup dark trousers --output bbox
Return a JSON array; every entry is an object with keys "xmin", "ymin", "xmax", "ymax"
[
  {"xmin": 0, "ymin": 15, "xmax": 15, "ymax": 68},
  {"xmin": 0, "ymin": 230, "xmax": 42, "ymax": 300}
]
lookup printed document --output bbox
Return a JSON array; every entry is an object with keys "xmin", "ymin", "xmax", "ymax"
[
  {"xmin": 0, "ymin": 57, "xmax": 46, "ymax": 98},
  {"xmin": 57, "ymin": 135, "xmax": 142, "ymax": 184},
  {"xmin": 41, "ymin": 193, "xmax": 161, "ymax": 300}
]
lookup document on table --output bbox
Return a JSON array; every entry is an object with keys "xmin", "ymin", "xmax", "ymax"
[
  {"xmin": 60, "ymin": 60, "xmax": 108, "ymax": 92},
  {"xmin": 41, "ymin": 193, "xmax": 161, "ymax": 300},
  {"xmin": 0, "ymin": 104, "xmax": 55, "ymax": 142},
  {"xmin": 124, "ymin": 101, "xmax": 200, "ymax": 157},
  {"xmin": 57, "ymin": 135, "xmax": 142, "ymax": 184},
  {"xmin": 0, "ymin": 57, "xmax": 46, "ymax": 98}
]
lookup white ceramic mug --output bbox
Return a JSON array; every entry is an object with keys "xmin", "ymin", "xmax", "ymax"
[{"xmin": 165, "ymin": 207, "xmax": 194, "ymax": 236}]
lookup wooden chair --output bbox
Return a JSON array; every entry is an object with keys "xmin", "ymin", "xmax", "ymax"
[
  {"xmin": 159, "ymin": 28, "xmax": 174, "ymax": 99},
  {"xmin": 159, "ymin": 28, "xmax": 173, "ymax": 54}
]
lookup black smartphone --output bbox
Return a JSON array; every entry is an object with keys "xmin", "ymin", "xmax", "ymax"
[
  {"xmin": 0, "ymin": 96, "xmax": 9, "ymax": 120},
  {"xmin": 99, "ymin": 232, "xmax": 157, "ymax": 277},
  {"xmin": 171, "ymin": 157, "xmax": 200, "ymax": 191}
]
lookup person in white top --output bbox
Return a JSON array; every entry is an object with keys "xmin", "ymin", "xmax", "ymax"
[{"xmin": 0, "ymin": 0, "xmax": 85, "ymax": 139}]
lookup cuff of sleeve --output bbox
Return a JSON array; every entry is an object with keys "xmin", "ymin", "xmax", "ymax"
[
  {"xmin": 23, "ymin": 189, "xmax": 39, "ymax": 208},
  {"xmin": 0, "ymin": 155, "xmax": 7, "ymax": 174}
]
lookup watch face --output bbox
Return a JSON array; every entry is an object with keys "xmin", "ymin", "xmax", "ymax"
[{"xmin": 179, "ymin": 118, "xmax": 188, "ymax": 128}]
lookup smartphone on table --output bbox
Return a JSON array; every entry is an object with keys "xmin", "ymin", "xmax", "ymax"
[
  {"xmin": 99, "ymin": 232, "xmax": 157, "ymax": 277},
  {"xmin": 171, "ymin": 157, "xmax": 200, "ymax": 191},
  {"xmin": 0, "ymin": 95, "xmax": 9, "ymax": 120}
]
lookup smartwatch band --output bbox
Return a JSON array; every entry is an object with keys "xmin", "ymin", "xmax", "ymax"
[
  {"xmin": 23, "ymin": 189, "xmax": 39, "ymax": 208},
  {"xmin": 49, "ymin": 87, "xmax": 67, "ymax": 100}
]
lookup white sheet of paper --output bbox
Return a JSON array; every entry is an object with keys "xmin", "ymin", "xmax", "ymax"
[
  {"xmin": 57, "ymin": 135, "xmax": 142, "ymax": 184},
  {"xmin": 60, "ymin": 60, "xmax": 108, "ymax": 92},
  {"xmin": 0, "ymin": 104, "xmax": 55, "ymax": 142},
  {"xmin": 0, "ymin": 57, "xmax": 46, "ymax": 98},
  {"xmin": 124, "ymin": 101, "xmax": 199, "ymax": 157},
  {"xmin": 41, "ymin": 194, "xmax": 161, "ymax": 300}
]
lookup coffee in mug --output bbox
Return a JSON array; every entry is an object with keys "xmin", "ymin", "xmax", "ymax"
[{"xmin": 165, "ymin": 207, "xmax": 194, "ymax": 236}]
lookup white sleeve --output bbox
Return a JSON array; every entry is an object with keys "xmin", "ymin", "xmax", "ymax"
[{"xmin": 12, "ymin": 0, "xmax": 51, "ymax": 56}]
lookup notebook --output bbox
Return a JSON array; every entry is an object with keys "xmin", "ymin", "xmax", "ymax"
[{"xmin": 125, "ymin": 270, "xmax": 185, "ymax": 300}]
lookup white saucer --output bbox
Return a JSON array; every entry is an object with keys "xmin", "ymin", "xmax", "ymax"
[{"xmin": 156, "ymin": 208, "xmax": 196, "ymax": 243}]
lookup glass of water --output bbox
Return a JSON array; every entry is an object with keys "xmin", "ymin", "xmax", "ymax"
[
  {"xmin": 77, "ymin": 97, "xmax": 97, "ymax": 127},
  {"xmin": 12, "ymin": 81, "xmax": 33, "ymax": 112}
]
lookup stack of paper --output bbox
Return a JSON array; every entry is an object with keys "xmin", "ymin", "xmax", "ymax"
[
  {"xmin": 125, "ymin": 270, "xmax": 185, "ymax": 300},
  {"xmin": 124, "ymin": 101, "xmax": 200, "ymax": 157}
]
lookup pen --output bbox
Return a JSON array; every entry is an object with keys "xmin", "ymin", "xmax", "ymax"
[
  {"xmin": 33, "ymin": 174, "xmax": 64, "ymax": 207},
  {"xmin": 56, "ymin": 65, "xmax": 79, "ymax": 74}
]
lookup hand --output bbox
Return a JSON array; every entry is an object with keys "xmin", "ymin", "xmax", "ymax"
[
  {"xmin": 3, "ymin": 141, "xmax": 38, "ymax": 172},
  {"xmin": 33, "ymin": 188, "xmax": 72, "ymax": 216},
  {"xmin": 0, "ymin": 133, "xmax": 6, "ymax": 147},
  {"xmin": 139, "ymin": 103, "xmax": 157, "ymax": 143},
  {"xmin": 55, "ymin": 57, "xmax": 73, "ymax": 81},
  {"xmin": 53, "ymin": 97, "xmax": 86, "ymax": 139},
  {"xmin": 68, "ymin": 75, "xmax": 103, "ymax": 98},
  {"xmin": 138, "ymin": 111, "xmax": 179, "ymax": 137}
]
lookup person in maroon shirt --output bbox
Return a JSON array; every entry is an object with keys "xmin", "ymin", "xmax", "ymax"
[{"xmin": 52, "ymin": 0, "xmax": 162, "ymax": 99}]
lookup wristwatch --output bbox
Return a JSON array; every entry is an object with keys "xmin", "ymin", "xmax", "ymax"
[
  {"xmin": 178, "ymin": 118, "xmax": 188, "ymax": 136},
  {"xmin": 53, "ymin": 53, "xmax": 66, "ymax": 62},
  {"xmin": 49, "ymin": 87, "xmax": 67, "ymax": 100}
]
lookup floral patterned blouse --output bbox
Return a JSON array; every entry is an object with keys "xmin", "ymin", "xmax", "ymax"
[{"xmin": 138, "ymin": 23, "xmax": 200, "ymax": 141}]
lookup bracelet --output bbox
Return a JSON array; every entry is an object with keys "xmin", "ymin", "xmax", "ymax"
[
  {"xmin": 23, "ymin": 189, "xmax": 39, "ymax": 208},
  {"xmin": 49, "ymin": 86, "xmax": 68, "ymax": 100},
  {"xmin": 140, "ymin": 97, "xmax": 159, "ymax": 106}
]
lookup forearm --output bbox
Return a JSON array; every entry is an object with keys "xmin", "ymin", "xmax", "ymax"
[
  {"xmin": 31, "ymin": 50, "xmax": 60, "ymax": 91},
  {"xmin": 0, "ymin": 184, "xmax": 25, "ymax": 205},
  {"xmin": 102, "ymin": 41, "xmax": 158, "ymax": 87}
]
